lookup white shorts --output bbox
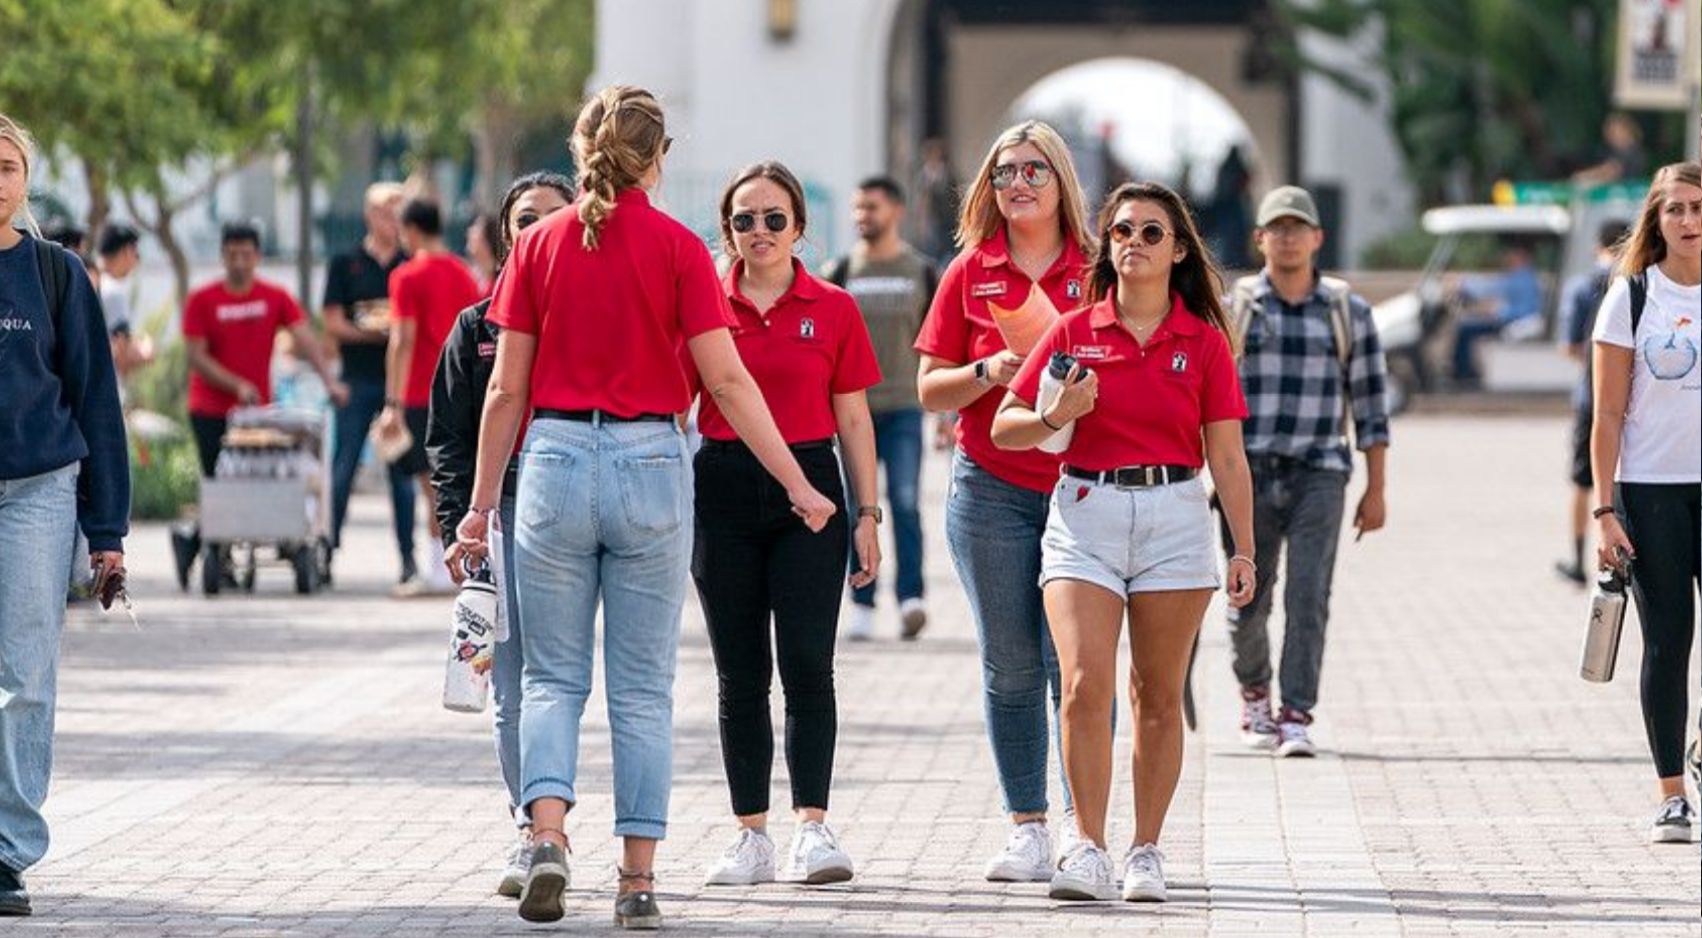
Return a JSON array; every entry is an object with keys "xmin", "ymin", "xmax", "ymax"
[{"xmin": 1040, "ymin": 473, "xmax": 1222, "ymax": 597}]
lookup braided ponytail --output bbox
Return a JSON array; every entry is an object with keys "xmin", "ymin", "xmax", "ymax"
[{"xmin": 571, "ymin": 86, "xmax": 667, "ymax": 250}]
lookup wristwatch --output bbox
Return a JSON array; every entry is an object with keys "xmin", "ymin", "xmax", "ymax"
[
  {"xmin": 857, "ymin": 506, "xmax": 884, "ymax": 524},
  {"xmin": 973, "ymin": 359, "xmax": 993, "ymax": 388}
]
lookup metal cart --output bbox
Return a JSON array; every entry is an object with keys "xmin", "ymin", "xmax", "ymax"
[{"xmin": 196, "ymin": 407, "xmax": 332, "ymax": 595}]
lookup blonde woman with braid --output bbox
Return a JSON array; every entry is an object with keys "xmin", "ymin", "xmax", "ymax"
[{"xmin": 454, "ymin": 86, "xmax": 835, "ymax": 928}]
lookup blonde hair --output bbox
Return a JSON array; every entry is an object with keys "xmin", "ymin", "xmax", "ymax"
[
  {"xmin": 1618, "ymin": 161, "xmax": 1702, "ymax": 277},
  {"xmin": 571, "ymin": 85, "xmax": 667, "ymax": 250},
  {"xmin": 0, "ymin": 113, "xmax": 41, "ymax": 237},
  {"xmin": 364, "ymin": 181, "xmax": 406, "ymax": 209},
  {"xmin": 955, "ymin": 121, "xmax": 1094, "ymax": 257}
]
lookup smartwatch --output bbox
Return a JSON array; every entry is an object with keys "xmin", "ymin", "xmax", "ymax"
[
  {"xmin": 973, "ymin": 359, "xmax": 992, "ymax": 387},
  {"xmin": 857, "ymin": 506, "xmax": 884, "ymax": 524}
]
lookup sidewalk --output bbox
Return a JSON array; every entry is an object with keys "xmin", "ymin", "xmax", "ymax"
[{"xmin": 34, "ymin": 413, "xmax": 1700, "ymax": 936}]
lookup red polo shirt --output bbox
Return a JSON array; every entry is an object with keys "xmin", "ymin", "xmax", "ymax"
[
  {"xmin": 914, "ymin": 228, "xmax": 1089, "ymax": 492},
  {"xmin": 697, "ymin": 258, "xmax": 882, "ymax": 443},
  {"xmin": 1011, "ymin": 292, "xmax": 1247, "ymax": 470},
  {"xmin": 488, "ymin": 189, "xmax": 735, "ymax": 416},
  {"xmin": 391, "ymin": 252, "xmax": 483, "ymax": 409},
  {"xmin": 182, "ymin": 278, "xmax": 305, "ymax": 418}
]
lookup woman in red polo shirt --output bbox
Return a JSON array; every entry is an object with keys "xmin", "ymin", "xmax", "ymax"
[
  {"xmin": 992, "ymin": 181, "xmax": 1256, "ymax": 904},
  {"xmin": 912, "ymin": 120, "xmax": 1097, "ymax": 883},
  {"xmin": 454, "ymin": 86, "xmax": 835, "ymax": 929},
  {"xmin": 693, "ymin": 161, "xmax": 882, "ymax": 888}
]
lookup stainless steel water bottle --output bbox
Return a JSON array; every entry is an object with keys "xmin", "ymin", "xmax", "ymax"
[
  {"xmin": 1580, "ymin": 563, "xmax": 1629, "ymax": 683},
  {"xmin": 443, "ymin": 563, "xmax": 498, "ymax": 712}
]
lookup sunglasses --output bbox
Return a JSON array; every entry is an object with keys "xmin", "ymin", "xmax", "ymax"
[
  {"xmin": 1108, "ymin": 220, "xmax": 1172, "ymax": 247},
  {"xmin": 990, "ymin": 159, "xmax": 1053, "ymax": 191},
  {"xmin": 514, "ymin": 211, "xmax": 546, "ymax": 232},
  {"xmin": 729, "ymin": 211, "xmax": 791, "ymax": 234}
]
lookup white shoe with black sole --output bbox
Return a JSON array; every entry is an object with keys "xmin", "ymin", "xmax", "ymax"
[{"xmin": 1650, "ymin": 796, "xmax": 1696, "ymax": 844}]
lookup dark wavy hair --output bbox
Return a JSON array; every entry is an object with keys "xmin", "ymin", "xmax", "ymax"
[
  {"xmin": 1085, "ymin": 181, "xmax": 1234, "ymax": 353},
  {"xmin": 495, "ymin": 171, "xmax": 576, "ymax": 267}
]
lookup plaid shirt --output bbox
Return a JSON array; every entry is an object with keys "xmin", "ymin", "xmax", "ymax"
[{"xmin": 1237, "ymin": 273, "xmax": 1392, "ymax": 473}]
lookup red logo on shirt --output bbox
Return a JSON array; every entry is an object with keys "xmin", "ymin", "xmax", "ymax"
[
  {"xmin": 971, "ymin": 281, "xmax": 1007, "ymax": 299},
  {"xmin": 800, "ymin": 317, "xmax": 815, "ymax": 339},
  {"xmin": 1171, "ymin": 352, "xmax": 1188, "ymax": 372},
  {"xmin": 1066, "ymin": 280, "xmax": 1082, "ymax": 299},
  {"xmin": 1074, "ymin": 345, "xmax": 1110, "ymax": 361}
]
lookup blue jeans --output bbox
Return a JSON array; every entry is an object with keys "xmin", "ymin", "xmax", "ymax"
[
  {"xmin": 0, "ymin": 464, "xmax": 78, "ymax": 871},
  {"xmin": 329, "ymin": 373, "xmax": 416, "ymax": 565},
  {"xmin": 851, "ymin": 408, "xmax": 926, "ymax": 606},
  {"xmin": 493, "ymin": 492, "xmax": 527, "ymax": 828},
  {"xmin": 945, "ymin": 452, "xmax": 1071, "ymax": 816},
  {"xmin": 514, "ymin": 418, "xmax": 692, "ymax": 840},
  {"xmin": 1225, "ymin": 459, "xmax": 1348, "ymax": 716}
]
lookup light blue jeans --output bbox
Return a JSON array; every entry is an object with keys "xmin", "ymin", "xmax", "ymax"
[
  {"xmin": 515, "ymin": 418, "xmax": 691, "ymax": 840},
  {"xmin": 493, "ymin": 491, "xmax": 527, "ymax": 829},
  {"xmin": 0, "ymin": 463, "xmax": 78, "ymax": 872}
]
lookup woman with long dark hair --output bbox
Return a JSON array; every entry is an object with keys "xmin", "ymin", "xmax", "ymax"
[
  {"xmin": 1591, "ymin": 161, "xmax": 1701, "ymax": 845},
  {"xmin": 426, "ymin": 170, "xmax": 575, "ymax": 898},
  {"xmin": 993, "ymin": 181, "xmax": 1256, "ymax": 902},
  {"xmin": 455, "ymin": 87, "xmax": 835, "ymax": 928},
  {"xmin": 913, "ymin": 121, "xmax": 1098, "ymax": 883}
]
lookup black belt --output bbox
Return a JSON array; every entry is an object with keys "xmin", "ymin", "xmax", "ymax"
[
  {"xmin": 534, "ymin": 408, "xmax": 673, "ymax": 424},
  {"xmin": 703, "ymin": 437, "xmax": 834, "ymax": 454},
  {"xmin": 1063, "ymin": 464, "xmax": 1197, "ymax": 487}
]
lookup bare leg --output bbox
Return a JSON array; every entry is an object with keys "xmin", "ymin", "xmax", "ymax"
[
  {"xmin": 1126, "ymin": 589, "xmax": 1211, "ymax": 847},
  {"xmin": 621, "ymin": 837, "xmax": 658, "ymax": 894},
  {"xmin": 1044, "ymin": 580, "xmax": 1126, "ymax": 848}
]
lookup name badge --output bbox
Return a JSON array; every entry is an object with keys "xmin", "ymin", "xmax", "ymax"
[
  {"xmin": 1074, "ymin": 345, "xmax": 1110, "ymax": 361},
  {"xmin": 971, "ymin": 281, "xmax": 1007, "ymax": 299}
]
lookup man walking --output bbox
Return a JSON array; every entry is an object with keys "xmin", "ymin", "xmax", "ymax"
[
  {"xmin": 1225, "ymin": 185, "xmax": 1392, "ymax": 756},
  {"xmin": 825, "ymin": 177, "xmax": 937, "ymax": 641},
  {"xmin": 323, "ymin": 183, "xmax": 416, "ymax": 587},
  {"xmin": 378, "ymin": 197, "xmax": 482, "ymax": 596}
]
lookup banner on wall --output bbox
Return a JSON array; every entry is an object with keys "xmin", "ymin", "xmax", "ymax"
[{"xmin": 1614, "ymin": 0, "xmax": 1700, "ymax": 109}]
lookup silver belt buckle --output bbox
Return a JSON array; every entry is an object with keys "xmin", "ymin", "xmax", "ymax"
[{"xmin": 1144, "ymin": 466, "xmax": 1157, "ymax": 486}]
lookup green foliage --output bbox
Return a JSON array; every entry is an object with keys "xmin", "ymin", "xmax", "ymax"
[
  {"xmin": 129, "ymin": 431, "xmax": 199, "ymax": 521},
  {"xmin": 1277, "ymin": 0, "xmax": 1622, "ymax": 202}
]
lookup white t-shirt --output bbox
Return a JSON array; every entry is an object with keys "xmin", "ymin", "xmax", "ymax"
[
  {"xmin": 1592, "ymin": 265, "xmax": 1701, "ymax": 484},
  {"xmin": 98, "ymin": 274, "xmax": 132, "ymax": 336}
]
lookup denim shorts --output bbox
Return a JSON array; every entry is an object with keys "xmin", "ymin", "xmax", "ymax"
[{"xmin": 1040, "ymin": 473, "xmax": 1221, "ymax": 597}]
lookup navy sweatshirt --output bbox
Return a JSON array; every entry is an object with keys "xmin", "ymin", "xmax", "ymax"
[{"xmin": 0, "ymin": 233, "xmax": 130, "ymax": 553}]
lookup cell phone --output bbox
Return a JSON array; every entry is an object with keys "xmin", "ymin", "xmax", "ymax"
[{"xmin": 95, "ymin": 561, "xmax": 126, "ymax": 610}]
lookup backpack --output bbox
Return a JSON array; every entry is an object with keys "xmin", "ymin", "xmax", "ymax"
[
  {"xmin": 1229, "ymin": 273, "xmax": 1357, "ymax": 443},
  {"xmin": 33, "ymin": 236, "xmax": 71, "ymax": 325},
  {"xmin": 1627, "ymin": 272, "xmax": 1649, "ymax": 338}
]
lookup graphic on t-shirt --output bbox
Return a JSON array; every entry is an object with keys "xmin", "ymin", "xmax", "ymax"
[{"xmin": 1643, "ymin": 316, "xmax": 1698, "ymax": 381}]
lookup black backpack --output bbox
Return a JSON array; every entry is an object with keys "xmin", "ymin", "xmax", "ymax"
[
  {"xmin": 32, "ymin": 236, "xmax": 72, "ymax": 325},
  {"xmin": 1627, "ymin": 272, "xmax": 1649, "ymax": 338}
]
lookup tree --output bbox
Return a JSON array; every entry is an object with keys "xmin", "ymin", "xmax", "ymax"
[{"xmin": 1277, "ymin": 0, "xmax": 1621, "ymax": 203}]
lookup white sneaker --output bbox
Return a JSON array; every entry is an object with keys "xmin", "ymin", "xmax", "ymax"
[
  {"xmin": 1055, "ymin": 810, "xmax": 1085, "ymax": 861},
  {"xmin": 845, "ymin": 604, "xmax": 875, "ymax": 642},
  {"xmin": 1275, "ymin": 718, "xmax": 1317, "ymax": 758},
  {"xmin": 1240, "ymin": 693, "xmax": 1280, "ymax": 749},
  {"xmin": 1120, "ymin": 843, "xmax": 1167, "ymax": 902},
  {"xmin": 1650, "ymin": 796, "xmax": 1696, "ymax": 844},
  {"xmin": 785, "ymin": 821, "xmax": 854, "ymax": 884},
  {"xmin": 496, "ymin": 834, "xmax": 533, "ymax": 898},
  {"xmin": 1048, "ymin": 841, "xmax": 1117, "ymax": 901},
  {"xmin": 899, "ymin": 598, "xmax": 928, "ymax": 640},
  {"xmin": 704, "ymin": 828, "xmax": 777, "ymax": 886},
  {"xmin": 984, "ymin": 820, "xmax": 1052, "ymax": 882}
]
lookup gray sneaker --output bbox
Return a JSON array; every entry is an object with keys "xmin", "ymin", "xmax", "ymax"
[
  {"xmin": 517, "ymin": 841, "xmax": 570, "ymax": 923},
  {"xmin": 1687, "ymin": 739, "xmax": 1701, "ymax": 790},
  {"xmin": 0, "ymin": 867, "xmax": 30, "ymax": 917},
  {"xmin": 496, "ymin": 835, "xmax": 532, "ymax": 898},
  {"xmin": 614, "ymin": 873, "xmax": 662, "ymax": 930},
  {"xmin": 1650, "ymin": 796, "xmax": 1696, "ymax": 844}
]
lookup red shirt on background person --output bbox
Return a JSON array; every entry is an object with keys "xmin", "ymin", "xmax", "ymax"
[{"xmin": 390, "ymin": 251, "xmax": 482, "ymax": 410}]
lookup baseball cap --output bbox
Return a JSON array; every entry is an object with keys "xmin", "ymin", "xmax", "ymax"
[{"xmin": 1256, "ymin": 186, "xmax": 1321, "ymax": 228}]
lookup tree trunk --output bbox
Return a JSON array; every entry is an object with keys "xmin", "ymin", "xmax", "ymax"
[
  {"xmin": 124, "ymin": 188, "xmax": 191, "ymax": 310},
  {"xmin": 295, "ymin": 65, "xmax": 316, "ymax": 311},
  {"xmin": 472, "ymin": 98, "xmax": 519, "ymax": 212},
  {"xmin": 82, "ymin": 158, "xmax": 112, "ymax": 244}
]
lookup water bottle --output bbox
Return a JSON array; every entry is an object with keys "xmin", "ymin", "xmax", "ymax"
[
  {"xmin": 443, "ymin": 563, "xmax": 498, "ymax": 712},
  {"xmin": 1036, "ymin": 352, "xmax": 1081, "ymax": 454},
  {"xmin": 1579, "ymin": 560, "xmax": 1629, "ymax": 683}
]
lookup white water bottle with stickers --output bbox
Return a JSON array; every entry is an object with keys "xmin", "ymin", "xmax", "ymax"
[
  {"xmin": 1036, "ymin": 351, "xmax": 1083, "ymax": 454},
  {"xmin": 443, "ymin": 563, "xmax": 498, "ymax": 713}
]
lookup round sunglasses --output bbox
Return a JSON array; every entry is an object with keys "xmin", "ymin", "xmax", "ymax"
[
  {"xmin": 729, "ymin": 211, "xmax": 792, "ymax": 234},
  {"xmin": 1108, "ymin": 219, "xmax": 1172, "ymax": 247},
  {"xmin": 990, "ymin": 159, "xmax": 1054, "ymax": 192}
]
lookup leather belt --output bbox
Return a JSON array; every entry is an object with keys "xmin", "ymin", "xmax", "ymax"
[
  {"xmin": 1063, "ymin": 464, "xmax": 1197, "ymax": 487},
  {"xmin": 533, "ymin": 408, "xmax": 673, "ymax": 424}
]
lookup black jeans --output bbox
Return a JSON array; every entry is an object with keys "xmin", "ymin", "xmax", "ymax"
[
  {"xmin": 189, "ymin": 414, "xmax": 227, "ymax": 478},
  {"xmin": 1617, "ymin": 482, "xmax": 1701, "ymax": 780},
  {"xmin": 692, "ymin": 439, "xmax": 848, "ymax": 816}
]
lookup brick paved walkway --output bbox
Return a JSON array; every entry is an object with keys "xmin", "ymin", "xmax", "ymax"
[{"xmin": 25, "ymin": 414, "xmax": 1700, "ymax": 936}]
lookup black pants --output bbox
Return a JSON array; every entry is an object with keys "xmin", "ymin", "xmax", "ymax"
[
  {"xmin": 1617, "ymin": 482, "xmax": 1701, "ymax": 779},
  {"xmin": 189, "ymin": 414, "xmax": 227, "ymax": 478},
  {"xmin": 692, "ymin": 438, "xmax": 848, "ymax": 816}
]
